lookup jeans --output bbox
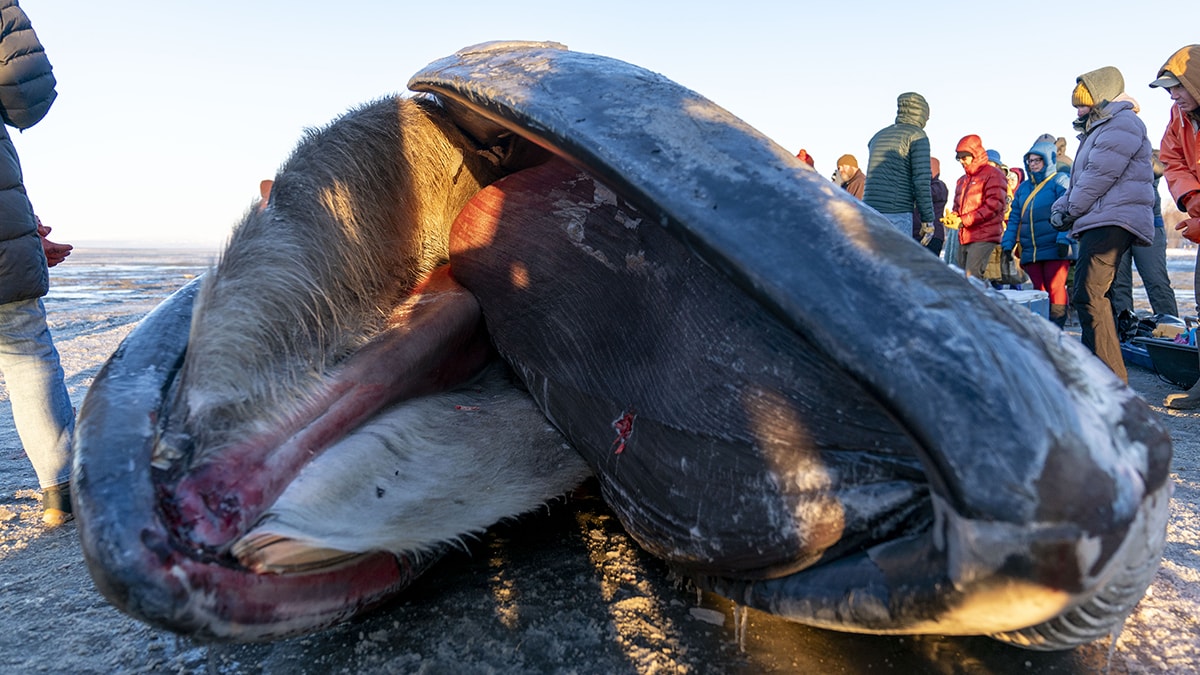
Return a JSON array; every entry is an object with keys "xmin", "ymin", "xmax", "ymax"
[
  {"xmin": 880, "ymin": 211, "xmax": 914, "ymax": 235},
  {"xmin": 1112, "ymin": 224, "xmax": 1178, "ymax": 317},
  {"xmin": 0, "ymin": 298, "xmax": 73, "ymax": 488},
  {"xmin": 1073, "ymin": 226, "xmax": 1134, "ymax": 383}
]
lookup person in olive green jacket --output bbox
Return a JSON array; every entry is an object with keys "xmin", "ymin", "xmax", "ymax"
[{"xmin": 863, "ymin": 92, "xmax": 935, "ymax": 234}]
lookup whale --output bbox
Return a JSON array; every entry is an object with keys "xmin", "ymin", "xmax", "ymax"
[{"xmin": 72, "ymin": 42, "xmax": 1172, "ymax": 650}]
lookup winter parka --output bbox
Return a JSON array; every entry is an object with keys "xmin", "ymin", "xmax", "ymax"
[
  {"xmin": 1051, "ymin": 96, "xmax": 1155, "ymax": 245},
  {"xmin": 863, "ymin": 92, "xmax": 935, "ymax": 222},
  {"xmin": 1001, "ymin": 141, "xmax": 1072, "ymax": 263},
  {"xmin": 1156, "ymin": 45, "xmax": 1200, "ymax": 216},
  {"xmin": 952, "ymin": 135, "xmax": 1007, "ymax": 245},
  {"xmin": 0, "ymin": 0, "xmax": 56, "ymax": 306}
]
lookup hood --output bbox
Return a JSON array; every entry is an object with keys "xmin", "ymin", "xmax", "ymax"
[
  {"xmin": 896, "ymin": 92, "xmax": 929, "ymax": 128},
  {"xmin": 1023, "ymin": 141, "xmax": 1058, "ymax": 184},
  {"xmin": 1076, "ymin": 66, "xmax": 1125, "ymax": 110},
  {"xmin": 955, "ymin": 134, "xmax": 988, "ymax": 175},
  {"xmin": 1154, "ymin": 44, "xmax": 1200, "ymax": 118}
]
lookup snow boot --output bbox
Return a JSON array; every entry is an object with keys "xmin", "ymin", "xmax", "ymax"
[
  {"xmin": 41, "ymin": 482, "xmax": 73, "ymax": 527},
  {"xmin": 1048, "ymin": 304, "xmax": 1068, "ymax": 329},
  {"xmin": 1165, "ymin": 350, "xmax": 1200, "ymax": 410}
]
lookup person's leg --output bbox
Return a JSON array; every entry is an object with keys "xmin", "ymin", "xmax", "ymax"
[
  {"xmin": 1111, "ymin": 247, "xmax": 1134, "ymax": 318},
  {"xmin": 1072, "ymin": 227, "xmax": 1133, "ymax": 382},
  {"xmin": 1045, "ymin": 260, "xmax": 1071, "ymax": 303},
  {"xmin": 1025, "ymin": 261, "xmax": 1047, "ymax": 291},
  {"xmin": 1046, "ymin": 259, "xmax": 1072, "ymax": 328},
  {"xmin": 962, "ymin": 242, "xmax": 997, "ymax": 279},
  {"xmin": 0, "ymin": 299, "xmax": 74, "ymax": 497},
  {"xmin": 1165, "ymin": 251, "xmax": 1200, "ymax": 408},
  {"xmin": 1131, "ymin": 226, "xmax": 1179, "ymax": 317}
]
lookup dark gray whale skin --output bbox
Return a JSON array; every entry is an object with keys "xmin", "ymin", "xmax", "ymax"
[
  {"xmin": 415, "ymin": 42, "xmax": 1173, "ymax": 649},
  {"xmin": 72, "ymin": 41, "xmax": 1172, "ymax": 648}
]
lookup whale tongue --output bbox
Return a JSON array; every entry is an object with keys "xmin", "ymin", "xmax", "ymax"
[{"xmin": 162, "ymin": 267, "xmax": 492, "ymax": 554}]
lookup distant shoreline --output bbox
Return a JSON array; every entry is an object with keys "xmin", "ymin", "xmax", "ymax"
[
  {"xmin": 56, "ymin": 245, "xmax": 220, "ymax": 268},
  {"xmin": 67, "ymin": 240, "xmax": 223, "ymax": 253}
]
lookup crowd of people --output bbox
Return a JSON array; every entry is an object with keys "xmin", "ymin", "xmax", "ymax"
[{"xmin": 804, "ymin": 46, "xmax": 1200, "ymax": 392}]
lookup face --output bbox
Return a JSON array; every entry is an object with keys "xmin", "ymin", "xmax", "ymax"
[
  {"xmin": 1075, "ymin": 104, "xmax": 1092, "ymax": 118},
  {"xmin": 838, "ymin": 165, "xmax": 855, "ymax": 181},
  {"xmin": 1026, "ymin": 155, "xmax": 1044, "ymax": 172},
  {"xmin": 1168, "ymin": 84, "xmax": 1199, "ymax": 114}
]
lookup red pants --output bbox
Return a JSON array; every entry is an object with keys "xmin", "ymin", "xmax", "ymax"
[{"xmin": 1023, "ymin": 259, "xmax": 1071, "ymax": 305}]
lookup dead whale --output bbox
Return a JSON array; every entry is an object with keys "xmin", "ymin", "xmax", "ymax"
[{"xmin": 73, "ymin": 41, "xmax": 1172, "ymax": 649}]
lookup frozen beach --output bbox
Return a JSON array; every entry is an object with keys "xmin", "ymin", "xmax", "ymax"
[{"xmin": 1, "ymin": 246, "xmax": 1199, "ymax": 674}]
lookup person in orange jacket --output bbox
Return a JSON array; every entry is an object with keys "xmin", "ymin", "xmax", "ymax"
[{"xmin": 1151, "ymin": 45, "xmax": 1200, "ymax": 408}]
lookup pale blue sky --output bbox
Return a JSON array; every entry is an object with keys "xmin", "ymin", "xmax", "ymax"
[{"xmin": 12, "ymin": 1, "xmax": 1195, "ymax": 247}]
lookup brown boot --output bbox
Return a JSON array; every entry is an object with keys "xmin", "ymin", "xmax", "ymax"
[
  {"xmin": 1048, "ymin": 304, "xmax": 1068, "ymax": 329},
  {"xmin": 41, "ymin": 482, "xmax": 73, "ymax": 527},
  {"xmin": 1165, "ymin": 351, "xmax": 1200, "ymax": 409}
]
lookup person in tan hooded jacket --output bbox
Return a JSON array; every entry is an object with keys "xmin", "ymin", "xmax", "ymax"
[{"xmin": 1149, "ymin": 45, "xmax": 1200, "ymax": 408}]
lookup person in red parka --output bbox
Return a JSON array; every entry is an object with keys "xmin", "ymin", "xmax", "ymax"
[{"xmin": 946, "ymin": 135, "xmax": 1008, "ymax": 278}]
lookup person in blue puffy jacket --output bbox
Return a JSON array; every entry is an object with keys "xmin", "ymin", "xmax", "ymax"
[{"xmin": 1001, "ymin": 141, "xmax": 1072, "ymax": 327}]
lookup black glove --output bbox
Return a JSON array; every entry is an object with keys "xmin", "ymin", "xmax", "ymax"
[
  {"xmin": 1001, "ymin": 248, "xmax": 1013, "ymax": 260},
  {"xmin": 1057, "ymin": 242, "xmax": 1071, "ymax": 258},
  {"xmin": 1050, "ymin": 211, "xmax": 1076, "ymax": 232}
]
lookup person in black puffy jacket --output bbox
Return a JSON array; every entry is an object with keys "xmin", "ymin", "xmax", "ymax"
[{"xmin": 0, "ymin": 0, "xmax": 75, "ymax": 527}]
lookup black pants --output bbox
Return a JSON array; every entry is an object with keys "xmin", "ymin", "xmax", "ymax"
[{"xmin": 1073, "ymin": 226, "xmax": 1135, "ymax": 382}]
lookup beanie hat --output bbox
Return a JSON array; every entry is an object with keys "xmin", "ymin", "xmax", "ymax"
[
  {"xmin": 1072, "ymin": 81, "xmax": 1094, "ymax": 107},
  {"xmin": 930, "ymin": 156, "xmax": 940, "ymax": 176},
  {"xmin": 836, "ymin": 154, "xmax": 858, "ymax": 169},
  {"xmin": 1073, "ymin": 66, "xmax": 1125, "ymax": 108}
]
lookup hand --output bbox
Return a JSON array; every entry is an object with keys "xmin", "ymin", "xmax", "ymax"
[
  {"xmin": 940, "ymin": 212, "xmax": 961, "ymax": 230},
  {"xmin": 1176, "ymin": 217, "xmax": 1200, "ymax": 244},
  {"xmin": 1001, "ymin": 248, "xmax": 1013, "ymax": 260},
  {"xmin": 919, "ymin": 222, "xmax": 934, "ymax": 246},
  {"xmin": 1050, "ymin": 210, "xmax": 1075, "ymax": 232},
  {"xmin": 1057, "ymin": 242, "xmax": 1071, "ymax": 258},
  {"xmin": 36, "ymin": 218, "xmax": 72, "ymax": 267}
]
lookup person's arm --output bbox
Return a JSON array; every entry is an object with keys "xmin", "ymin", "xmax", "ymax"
[
  {"xmin": 0, "ymin": 3, "xmax": 56, "ymax": 129},
  {"xmin": 911, "ymin": 136, "xmax": 935, "ymax": 222},
  {"xmin": 1067, "ymin": 119, "xmax": 1143, "ymax": 218},
  {"xmin": 1160, "ymin": 108, "xmax": 1200, "ymax": 216}
]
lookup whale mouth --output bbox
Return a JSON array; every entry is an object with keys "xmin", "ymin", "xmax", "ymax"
[
  {"xmin": 72, "ymin": 41, "xmax": 1173, "ymax": 648},
  {"xmin": 153, "ymin": 267, "xmax": 494, "ymax": 561}
]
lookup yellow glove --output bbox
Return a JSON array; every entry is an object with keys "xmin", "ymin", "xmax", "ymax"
[{"xmin": 940, "ymin": 212, "xmax": 962, "ymax": 230}]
